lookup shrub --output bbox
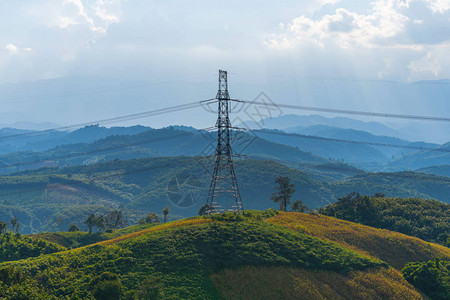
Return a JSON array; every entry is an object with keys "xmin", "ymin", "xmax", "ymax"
[
  {"xmin": 402, "ymin": 259, "xmax": 449, "ymax": 300},
  {"xmin": 91, "ymin": 272, "xmax": 124, "ymax": 300},
  {"xmin": 68, "ymin": 223, "xmax": 80, "ymax": 232}
]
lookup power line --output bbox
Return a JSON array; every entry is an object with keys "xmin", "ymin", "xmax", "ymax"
[
  {"xmin": 233, "ymin": 71, "xmax": 450, "ymax": 85},
  {"xmin": 1, "ymin": 125, "xmax": 448, "ymax": 175},
  {"xmin": 252, "ymin": 130, "xmax": 450, "ymax": 153},
  {"xmin": 0, "ymin": 102, "xmax": 201, "ymax": 142},
  {"xmin": 1, "ymin": 73, "xmax": 215, "ymax": 105},
  {"xmin": 1, "ymin": 154, "xmax": 448, "ymax": 200},
  {"xmin": 0, "ymin": 131, "xmax": 194, "ymax": 171},
  {"xmin": 243, "ymin": 100, "xmax": 450, "ymax": 122},
  {"xmin": 0, "ymin": 156, "xmax": 206, "ymax": 198}
]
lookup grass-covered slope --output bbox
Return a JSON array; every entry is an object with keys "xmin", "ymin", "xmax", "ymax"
[
  {"xmin": 0, "ymin": 214, "xmax": 396, "ymax": 299},
  {"xmin": 267, "ymin": 212, "xmax": 450, "ymax": 270},
  {"xmin": 212, "ymin": 266, "xmax": 422, "ymax": 300},
  {"xmin": 31, "ymin": 223, "xmax": 158, "ymax": 249}
]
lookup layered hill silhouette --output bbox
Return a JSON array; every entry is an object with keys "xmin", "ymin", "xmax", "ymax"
[{"xmin": 0, "ymin": 124, "xmax": 448, "ymax": 174}]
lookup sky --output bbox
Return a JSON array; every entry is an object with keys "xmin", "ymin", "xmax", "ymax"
[{"xmin": 0, "ymin": 0, "xmax": 449, "ymax": 142}]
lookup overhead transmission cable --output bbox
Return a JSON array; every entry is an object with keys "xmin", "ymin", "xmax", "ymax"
[
  {"xmin": 251, "ymin": 130, "xmax": 450, "ymax": 153},
  {"xmin": 0, "ymin": 102, "xmax": 201, "ymax": 142},
  {"xmin": 0, "ymin": 131, "xmax": 194, "ymax": 171},
  {"xmin": 0, "ymin": 156, "xmax": 206, "ymax": 198},
  {"xmin": 0, "ymin": 151, "xmax": 448, "ymax": 200},
  {"xmin": 1, "ymin": 73, "xmax": 215, "ymax": 104},
  {"xmin": 241, "ymin": 100, "xmax": 450, "ymax": 122}
]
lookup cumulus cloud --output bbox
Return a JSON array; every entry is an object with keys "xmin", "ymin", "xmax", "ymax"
[
  {"xmin": 268, "ymin": 0, "xmax": 415, "ymax": 49},
  {"xmin": 5, "ymin": 44, "xmax": 19, "ymax": 55},
  {"xmin": 267, "ymin": 0, "xmax": 450, "ymax": 80},
  {"xmin": 424, "ymin": 0, "xmax": 450, "ymax": 13},
  {"xmin": 32, "ymin": 0, "xmax": 123, "ymax": 34}
]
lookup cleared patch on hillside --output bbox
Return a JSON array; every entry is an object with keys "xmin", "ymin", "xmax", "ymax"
[
  {"xmin": 211, "ymin": 266, "xmax": 424, "ymax": 300},
  {"xmin": 267, "ymin": 212, "xmax": 450, "ymax": 269}
]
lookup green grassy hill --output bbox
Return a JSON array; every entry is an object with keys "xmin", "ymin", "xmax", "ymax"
[
  {"xmin": 1, "ymin": 157, "xmax": 449, "ymax": 234},
  {"xmin": 1, "ymin": 211, "xmax": 448, "ymax": 299}
]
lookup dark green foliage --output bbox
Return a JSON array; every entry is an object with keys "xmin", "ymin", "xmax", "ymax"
[
  {"xmin": 198, "ymin": 204, "xmax": 212, "ymax": 216},
  {"xmin": 91, "ymin": 272, "xmax": 124, "ymax": 300},
  {"xmin": 85, "ymin": 214, "xmax": 105, "ymax": 234},
  {"xmin": 0, "ymin": 266, "xmax": 25, "ymax": 286},
  {"xmin": 291, "ymin": 199, "xmax": 308, "ymax": 212},
  {"xmin": 0, "ymin": 222, "xmax": 6, "ymax": 234},
  {"xmin": 320, "ymin": 194, "xmax": 450, "ymax": 245},
  {"xmin": 68, "ymin": 223, "xmax": 79, "ymax": 232},
  {"xmin": 0, "ymin": 233, "xmax": 63, "ymax": 263},
  {"xmin": 402, "ymin": 259, "xmax": 449, "ymax": 300},
  {"xmin": 144, "ymin": 213, "xmax": 159, "ymax": 224},
  {"xmin": 134, "ymin": 278, "xmax": 163, "ymax": 300}
]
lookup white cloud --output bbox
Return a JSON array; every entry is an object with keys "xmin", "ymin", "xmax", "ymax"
[
  {"xmin": 32, "ymin": 0, "xmax": 124, "ymax": 34},
  {"xmin": 58, "ymin": 0, "xmax": 106, "ymax": 33},
  {"xmin": 267, "ymin": 0, "xmax": 450, "ymax": 81},
  {"xmin": 5, "ymin": 44, "xmax": 19, "ymax": 55},
  {"xmin": 269, "ymin": 1, "xmax": 410, "ymax": 49},
  {"xmin": 94, "ymin": 0, "xmax": 122, "ymax": 23},
  {"xmin": 425, "ymin": 0, "xmax": 450, "ymax": 13}
]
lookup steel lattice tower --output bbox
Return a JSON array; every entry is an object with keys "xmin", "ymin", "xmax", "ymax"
[{"xmin": 203, "ymin": 70, "xmax": 244, "ymax": 214}]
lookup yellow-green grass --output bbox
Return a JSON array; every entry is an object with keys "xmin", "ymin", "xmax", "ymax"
[
  {"xmin": 82, "ymin": 218, "xmax": 211, "ymax": 247},
  {"xmin": 267, "ymin": 212, "xmax": 450, "ymax": 269},
  {"xmin": 30, "ymin": 222, "xmax": 160, "ymax": 248},
  {"xmin": 211, "ymin": 266, "xmax": 426, "ymax": 300}
]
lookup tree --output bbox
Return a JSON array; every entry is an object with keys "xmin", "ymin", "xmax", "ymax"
[
  {"xmin": 145, "ymin": 213, "xmax": 160, "ymax": 224},
  {"xmin": 10, "ymin": 217, "xmax": 20, "ymax": 233},
  {"xmin": 91, "ymin": 272, "xmax": 123, "ymax": 300},
  {"xmin": 0, "ymin": 221, "xmax": 7, "ymax": 234},
  {"xmin": 373, "ymin": 192, "xmax": 385, "ymax": 198},
  {"xmin": 162, "ymin": 206, "xmax": 170, "ymax": 223},
  {"xmin": 105, "ymin": 211, "xmax": 127, "ymax": 230},
  {"xmin": 291, "ymin": 199, "xmax": 308, "ymax": 213},
  {"xmin": 68, "ymin": 223, "xmax": 80, "ymax": 232},
  {"xmin": 94, "ymin": 215, "xmax": 106, "ymax": 232},
  {"xmin": 271, "ymin": 176, "xmax": 295, "ymax": 211},
  {"xmin": 85, "ymin": 214, "xmax": 96, "ymax": 234},
  {"xmin": 198, "ymin": 204, "xmax": 213, "ymax": 216}
]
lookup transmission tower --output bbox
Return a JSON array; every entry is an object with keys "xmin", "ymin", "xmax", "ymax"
[{"xmin": 202, "ymin": 70, "xmax": 244, "ymax": 214}]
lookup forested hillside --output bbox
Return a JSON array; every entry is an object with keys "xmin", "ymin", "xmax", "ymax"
[
  {"xmin": 1, "ymin": 157, "xmax": 448, "ymax": 234},
  {"xmin": 319, "ymin": 194, "xmax": 450, "ymax": 246}
]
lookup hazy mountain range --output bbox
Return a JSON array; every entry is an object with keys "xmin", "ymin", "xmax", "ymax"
[
  {"xmin": 0, "ymin": 122, "xmax": 448, "ymax": 175},
  {"xmin": 0, "ymin": 76, "xmax": 449, "ymax": 143}
]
